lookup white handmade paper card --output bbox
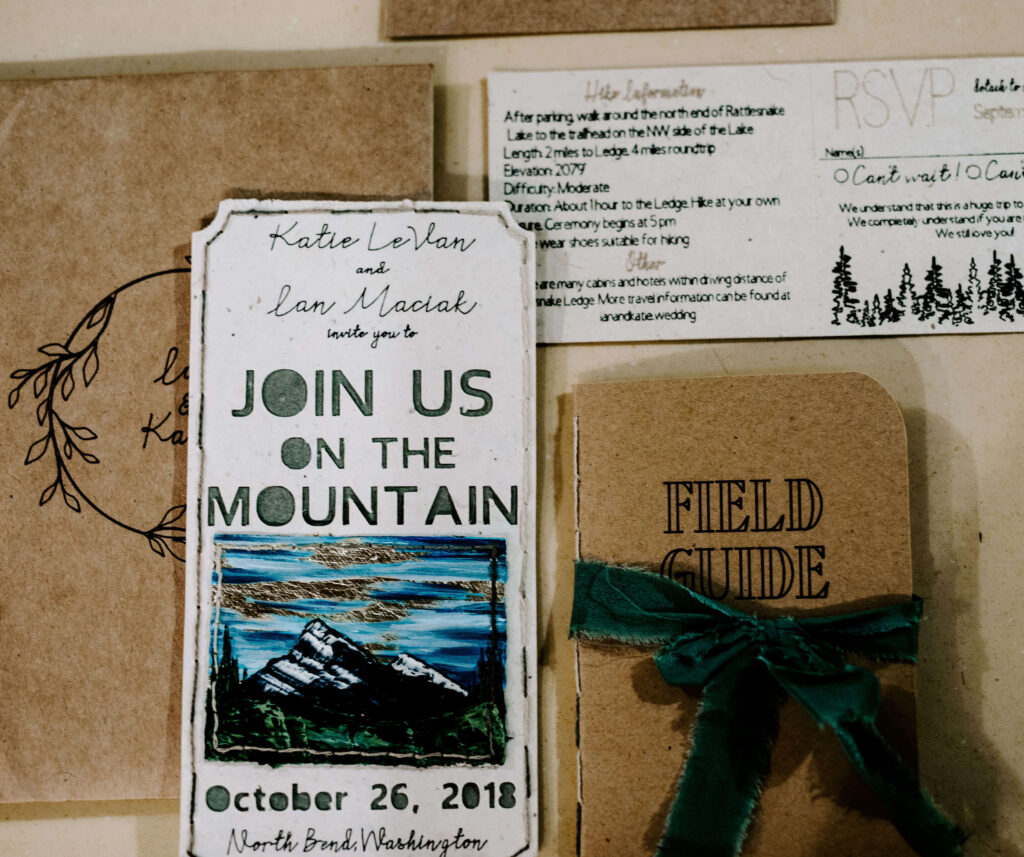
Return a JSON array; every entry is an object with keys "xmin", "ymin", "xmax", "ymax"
[
  {"xmin": 489, "ymin": 57, "xmax": 1024, "ymax": 342},
  {"xmin": 181, "ymin": 201, "xmax": 536, "ymax": 857}
]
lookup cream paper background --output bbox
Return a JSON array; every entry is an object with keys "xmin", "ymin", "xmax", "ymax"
[{"xmin": 1, "ymin": 1, "xmax": 1022, "ymax": 855}]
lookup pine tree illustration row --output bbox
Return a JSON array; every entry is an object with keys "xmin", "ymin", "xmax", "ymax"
[{"xmin": 831, "ymin": 247, "xmax": 1024, "ymax": 328}]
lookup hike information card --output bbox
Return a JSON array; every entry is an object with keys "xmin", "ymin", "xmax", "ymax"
[
  {"xmin": 181, "ymin": 201, "xmax": 536, "ymax": 857},
  {"xmin": 573, "ymin": 374, "xmax": 921, "ymax": 856},
  {"xmin": 490, "ymin": 57, "xmax": 1024, "ymax": 342}
]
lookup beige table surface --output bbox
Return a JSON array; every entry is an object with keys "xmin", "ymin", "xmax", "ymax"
[{"xmin": 2, "ymin": 2, "xmax": 1022, "ymax": 855}]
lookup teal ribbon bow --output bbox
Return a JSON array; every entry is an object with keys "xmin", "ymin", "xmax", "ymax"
[{"xmin": 570, "ymin": 561, "xmax": 964, "ymax": 857}]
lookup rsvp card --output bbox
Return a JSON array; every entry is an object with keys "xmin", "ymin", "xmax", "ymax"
[
  {"xmin": 490, "ymin": 58, "xmax": 1024, "ymax": 342},
  {"xmin": 181, "ymin": 201, "xmax": 536, "ymax": 857}
]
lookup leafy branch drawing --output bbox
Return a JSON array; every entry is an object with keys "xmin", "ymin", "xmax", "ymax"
[{"xmin": 8, "ymin": 268, "xmax": 190, "ymax": 561}]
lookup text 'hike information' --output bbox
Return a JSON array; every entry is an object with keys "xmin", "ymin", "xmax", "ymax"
[
  {"xmin": 489, "ymin": 58, "xmax": 1024, "ymax": 342},
  {"xmin": 182, "ymin": 201, "xmax": 536, "ymax": 857}
]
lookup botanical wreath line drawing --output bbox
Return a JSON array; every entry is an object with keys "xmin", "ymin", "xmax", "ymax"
[{"xmin": 8, "ymin": 268, "xmax": 191, "ymax": 561}]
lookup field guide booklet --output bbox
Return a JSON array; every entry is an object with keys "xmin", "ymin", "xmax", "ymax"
[
  {"xmin": 181, "ymin": 201, "xmax": 537, "ymax": 857},
  {"xmin": 489, "ymin": 56, "xmax": 1024, "ymax": 342}
]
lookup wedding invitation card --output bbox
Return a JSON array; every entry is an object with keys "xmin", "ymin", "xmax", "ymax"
[{"xmin": 181, "ymin": 201, "xmax": 537, "ymax": 857}]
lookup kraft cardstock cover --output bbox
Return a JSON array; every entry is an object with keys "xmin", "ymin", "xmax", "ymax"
[
  {"xmin": 0, "ymin": 65, "xmax": 432, "ymax": 803},
  {"xmin": 573, "ymin": 374, "xmax": 924, "ymax": 856}
]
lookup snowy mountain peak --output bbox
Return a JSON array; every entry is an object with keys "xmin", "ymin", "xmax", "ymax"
[
  {"xmin": 245, "ymin": 619, "xmax": 472, "ymax": 715},
  {"xmin": 390, "ymin": 653, "xmax": 469, "ymax": 696}
]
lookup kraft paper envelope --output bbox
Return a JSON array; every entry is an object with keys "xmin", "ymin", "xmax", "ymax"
[
  {"xmin": 0, "ymin": 64, "xmax": 432, "ymax": 803},
  {"xmin": 574, "ymin": 373, "xmax": 919, "ymax": 856},
  {"xmin": 387, "ymin": 0, "xmax": 835, "ymax": 39}
]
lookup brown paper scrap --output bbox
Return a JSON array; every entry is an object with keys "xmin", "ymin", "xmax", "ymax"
[{"xmin": 387, "ymin": 0, "xmax": 835, "ymax": 39}]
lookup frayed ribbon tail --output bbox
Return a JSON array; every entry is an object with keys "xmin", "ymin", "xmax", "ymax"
[{"xmin": 656, "ymin": 656, "xmax": 783, "ymax": 857}]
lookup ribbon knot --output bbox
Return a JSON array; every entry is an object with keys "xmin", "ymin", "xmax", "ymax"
[
  {"xmin": 748, "ymin": 614, "xmax": 800, "ymax": 652},
  {"xmin": 570, "ymin": 561, "xmax": 964, "ymax": 857}
]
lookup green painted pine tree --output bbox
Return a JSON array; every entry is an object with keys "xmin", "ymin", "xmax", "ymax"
[{"xmin": 217, "ymin": 626, "xmax": 241, "ymax": 697}]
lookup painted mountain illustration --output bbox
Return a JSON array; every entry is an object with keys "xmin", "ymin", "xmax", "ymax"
[
  {"xmin": 208, "ymin": 616, "xmax": 506, "ymax": 766},
  {"xmin": 205, "ymin": 534, "xmax": 508, "ymax": 766},
  {"xmin": 248, "ymin": 619, "xmax": 469, "ymax": 717}
]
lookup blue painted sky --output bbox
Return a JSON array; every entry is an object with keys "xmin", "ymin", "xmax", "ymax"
[{"xmin": 210, "ymin": 535, "xmax": 506, "ymax": 686}]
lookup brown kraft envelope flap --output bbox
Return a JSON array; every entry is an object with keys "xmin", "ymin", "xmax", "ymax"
[
  {"xmin": 0, "ymin": 64, "xmax": 432, "ymax": 803},
  {"xmin": 574, "ymin": 373, "xmax": 917, "ymax": 857}
]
